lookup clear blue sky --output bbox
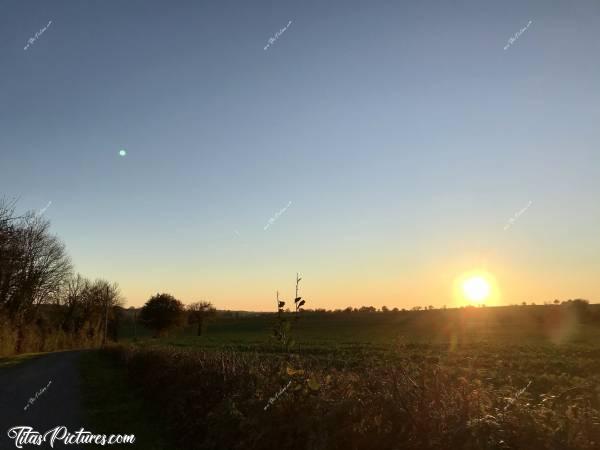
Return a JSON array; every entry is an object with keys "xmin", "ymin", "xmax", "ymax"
[{"xmin": 1, "ymin": 0, "xmax": 599, "ymax": 310}]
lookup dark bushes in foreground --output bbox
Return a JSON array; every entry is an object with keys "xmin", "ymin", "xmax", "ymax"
[{"xmin": 109, "ymin": 344, "xmax": 600, "ymax": 450}]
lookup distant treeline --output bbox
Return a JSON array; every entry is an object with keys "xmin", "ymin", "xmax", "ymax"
[
  {"xmin": 265, "ymin": 299, "xmax": 597, "ymax": 314},
  {"xmin": 196, "ymin": 301, "xmax": 599, "ymax": 330},
  {"xmin": 122, "ymin": 301, "xmax": 600, "ymax": 332},
  {"xmin": 0, "ymin": 198, "xmax": 123, "ymax": 357}
]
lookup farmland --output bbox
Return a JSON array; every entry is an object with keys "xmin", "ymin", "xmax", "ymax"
[{"xmin": 84, "ymin": 304, "xmax": 600, "ymax": 449}]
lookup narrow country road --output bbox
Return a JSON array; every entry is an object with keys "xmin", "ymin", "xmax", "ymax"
[{"xmin": 0, "ymin": 351, "xmax": 85, "ymax": 450}]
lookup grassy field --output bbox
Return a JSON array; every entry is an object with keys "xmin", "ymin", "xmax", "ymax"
[
  {"xmin": 120, "ymin": 304, "xmax": 600, "ymax": 348},
  {"xmin": 94, "ymin": 304, "xmax": 600, "ymax": 449}
]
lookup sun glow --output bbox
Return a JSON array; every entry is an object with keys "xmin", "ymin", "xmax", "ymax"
[
  {"xmin": 454, "ymin": 271, "xmax": 498, "ymax": 305},
  {"xmin": 462, "ymin": 276, "xmax": 490, "ymax": 302}
]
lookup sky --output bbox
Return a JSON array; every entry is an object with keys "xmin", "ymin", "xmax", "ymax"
[{"xmin": 1, "ymin": 0, "xmax": 599, "ymax": 311}]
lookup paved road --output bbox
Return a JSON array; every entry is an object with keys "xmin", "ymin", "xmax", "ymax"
[{"xmin": 0, "ymin": 351, "xmax": 85, "ymax": 450}]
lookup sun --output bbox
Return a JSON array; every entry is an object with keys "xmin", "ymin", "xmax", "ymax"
[
  {"xmin": 462, "ymin": 276, "xmax": 490, "ymax": 302},
  {"xmin": 453, "ymin": 270, "xmax": 497, "ymax": 305}
]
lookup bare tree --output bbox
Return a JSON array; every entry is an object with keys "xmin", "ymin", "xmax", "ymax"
[
  {"xmin": 0, "ymin": 210, "xmax": 71, "ymax": 318},
  {"xmin": 0, "ymin": 198, "xmax": 23, "ymax": 313},
  {"xmin": 0, "ymin": 198, "xmax": 125, "ymax": 354},
  {"xmin": 86, "ymin": 279, "xmax": 123, "ymax": 344},
  {"xmin": 187, "ymin": 301, "xmax": 217, "ymax": 336},
  {"xmin": 59, "ymin": 273, "xmax": 90, "ymax": 334}
]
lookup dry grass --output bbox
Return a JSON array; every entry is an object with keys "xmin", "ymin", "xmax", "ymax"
[{"xmin": 107, "ymin": 341, "xmax": 600, "ymax": 450}]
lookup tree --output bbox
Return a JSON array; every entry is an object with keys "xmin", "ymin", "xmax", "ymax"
[
  {"xmin": 0, "ymin": 198, "xmax": 124, "ymax": 354},
  {"xmin": 60, "ymin": 277, "xmax": 123, "ymax": 344},
  {"xmin": 0, "ymin": 210, "xmax": 72, "ymax": 319},
  {"xmin": 563, "ymin": 299, "xmax": 590, "ymax": 321},
  {"xmin": 139, "ymin": 293, "xmax": 185, "ymax": 337},
  {"xmin": 0, "ymin": 204, "xmax": 72, "ymax": 352},
  {"xmin": 187, "ymin": 301, "xmax": 216, "ymax": 336},
  {"xmin": 89, "ymin": 279, "xmax": 123, "ymax": 344},
  {"xmin": 59, "ymin": 274, "xmax": 90, "ymax": 335},
  {"xmin": 381, "ymin": 306, "xmax": 389, "ymax": 313}
]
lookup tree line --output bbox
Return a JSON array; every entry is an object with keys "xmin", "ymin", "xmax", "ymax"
[
  {"xmin": 0, "ymin": 198, "xmax": 123, "ymax": 356},
  {"xmin": 135, "ymin": 293, "xmax": 216, "ymax": 337},
  {"xmin": 277, "ymin": 300, "xmax": 594, "ymax": 314}
]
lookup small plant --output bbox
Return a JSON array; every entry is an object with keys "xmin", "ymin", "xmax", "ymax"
[{"xmin": 272, "ymin": 273, "xmax": 306, "ymax": 351}]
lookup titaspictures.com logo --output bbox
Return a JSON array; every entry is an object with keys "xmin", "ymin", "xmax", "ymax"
[{"xmin": 7, "ymin": 426, "xmax": 135, "ymax": 448}]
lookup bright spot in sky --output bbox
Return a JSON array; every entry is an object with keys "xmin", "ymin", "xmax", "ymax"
[
  {"xmin": 462, "ymin": 276, "xmax": 491, "ymax": 302},
  {"xmin": 119, "ymin": 149, "xmax": 127, "ymax": 157}
]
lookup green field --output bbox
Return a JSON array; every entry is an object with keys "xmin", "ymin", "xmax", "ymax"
[{"xmin": 120, "ymin": 304, "xmax": 600, "ymax": 348}]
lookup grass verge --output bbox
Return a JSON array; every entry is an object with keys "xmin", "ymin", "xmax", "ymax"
[
  {"xmin": 79, "ymin": 349, "xmax": 173, "ymax": 449},
  {"xmin": 0, "ymin": 352, "xmax": 44, "ymax": 369}
]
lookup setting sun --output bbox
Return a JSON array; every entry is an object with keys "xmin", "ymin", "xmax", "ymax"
[
  {"xmin": 462, "ymin": 276, "xmax": 491, "ymax": 302},
  {"xmin": 453, "ymin": 270, "xmax": 499, "ymax": 305}
]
